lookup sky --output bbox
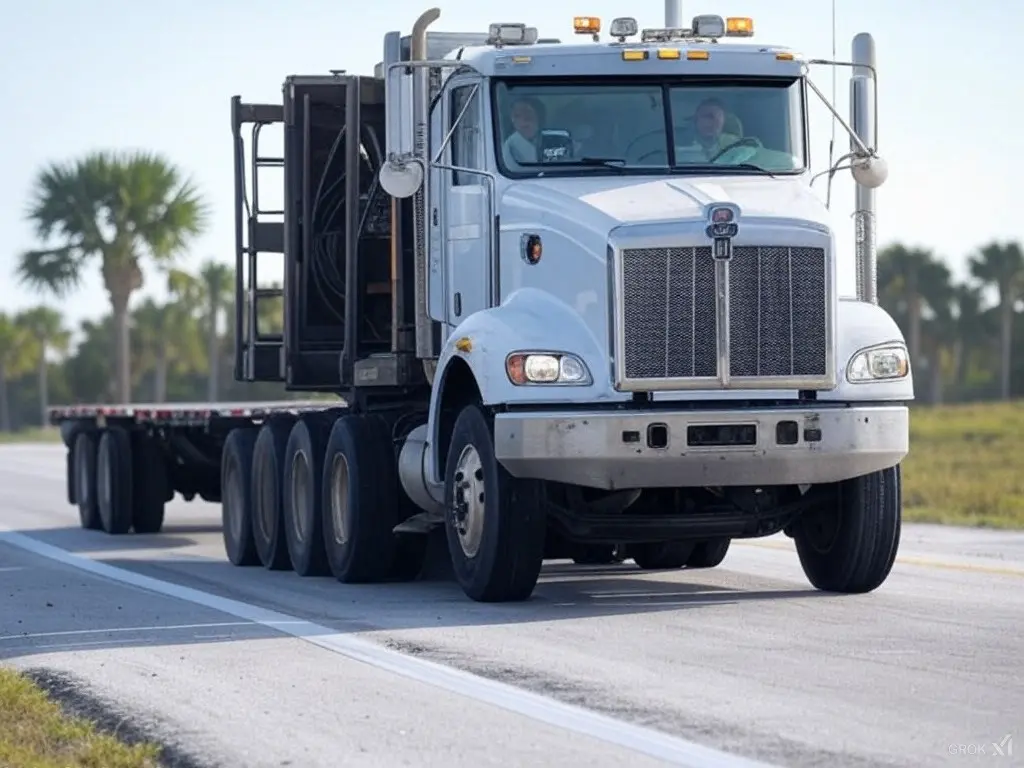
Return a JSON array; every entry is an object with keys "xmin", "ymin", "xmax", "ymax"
[{"xmin": 1, "ymin": 0, "xmax": 1020, "ymax": 335}]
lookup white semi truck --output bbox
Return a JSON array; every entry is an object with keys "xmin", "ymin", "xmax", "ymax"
[{"xmin": 49, "ymin": 4, "xmax": 911, "ymax": 603}]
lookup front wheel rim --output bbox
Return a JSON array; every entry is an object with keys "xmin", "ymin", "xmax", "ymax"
[{"xmin": 451, "ymin": 444, "xmax": 486, "ymax": 559}]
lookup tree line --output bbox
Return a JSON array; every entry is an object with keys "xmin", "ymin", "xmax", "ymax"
[{"xmin": 1, "ymin": 150, "xmax": 1022, "ymax": 433}]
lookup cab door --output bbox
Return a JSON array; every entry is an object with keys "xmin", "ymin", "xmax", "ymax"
[{"xmin": 441, "ymin": 79, "xmax": 491, "ymax": 328}]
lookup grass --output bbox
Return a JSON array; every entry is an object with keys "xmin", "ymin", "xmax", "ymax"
[
  {"xmin": 0, "ymin": 667, "xmax": 162, "ymax": 768},
  {"xmin": 0, "ymin": 426, "xmax": 62, "ymax": 444},
  {"xmin": 903, "ymin": 400, "xmax": 1024, "ymax": 529}
]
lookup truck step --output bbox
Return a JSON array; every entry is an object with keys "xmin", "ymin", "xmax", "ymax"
[{"xmin": 394, "ymin": 511, "xmax": 444, "ymax": 535}]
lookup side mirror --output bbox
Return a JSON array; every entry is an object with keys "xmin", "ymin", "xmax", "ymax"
[
  {"xmin": 381, "ymin": 63, "xmax": 423, "ymax": 199},
  {"xmin": 384, "ymin": 63, "xmax": 416, "ymax": 164},
  {"xmin": 379, "ymin": 155, "xmax": 425, "ymax": 199},
  {"xmin": 851, "ymin": 153, "xmax": 887, "ymax": 189}
]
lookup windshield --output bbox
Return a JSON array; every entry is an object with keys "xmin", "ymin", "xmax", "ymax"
[{"xmin": 493, "ymin": 77, "xmax": 806, "ymax": 177}]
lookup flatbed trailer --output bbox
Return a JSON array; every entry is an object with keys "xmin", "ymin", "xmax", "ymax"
[{"xmin": 47, "ymin": 6, "xmax": 910, "ymax": 603}]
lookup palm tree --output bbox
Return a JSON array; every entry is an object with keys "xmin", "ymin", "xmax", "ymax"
[
  {"xmin": 0, "ymin": 313, "xmax": 38, "ymax": 432},
  {"xmin": 17, "ymin": 306, "xmax": 71, "ymax": 426},
  {"xmin": 878, "ymin": 245, "xmax": 943, "ymax": 379},
  {"xmin": 949, "ymin": 283, "xmax": 988, "ymax": 394},
  {"xmin": 199, "ymin": 259, "xmax": 233, "ymax": 401},
  {"xmin": 132, "ymin": 270, "xmax": 204, "ymax": 402},
  {"xmin": 16, "ymin": 150, "xmax": 208, "ymax": 404},
  {"xmin": 969, "ymin": 241, "xmax": 1024, "ymax": 400}
]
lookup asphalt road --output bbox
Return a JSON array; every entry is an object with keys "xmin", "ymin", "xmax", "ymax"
[{"xmin": 1, "ymin": 443, "xmax": 1022, "ymax": 767}]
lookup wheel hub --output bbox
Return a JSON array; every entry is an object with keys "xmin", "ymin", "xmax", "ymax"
[{"xmin": 451, "ymin": 444, "xmax": 486, "ymax": 558}]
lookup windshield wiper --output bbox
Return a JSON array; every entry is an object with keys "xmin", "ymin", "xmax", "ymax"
[
  {"xmin": 576, "ymin": 156, "xmax": 628, "ymax": 168},
  {"xmin": 673, "ymin": 163, "xmax": 783, "ymax": 178}
]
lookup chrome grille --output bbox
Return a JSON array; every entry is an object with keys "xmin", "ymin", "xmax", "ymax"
[{"xmin": 618, "ymin": 245, "xmax": 828, "ymax": 383}]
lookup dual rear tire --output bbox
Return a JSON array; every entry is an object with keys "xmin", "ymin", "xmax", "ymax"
[
  {"xmin": 72, "ymin": 426, "xmax": 169, "ymax": 536},
  {"xmin": 221, "ymin": 412, "xmax": 427, "ymax": 583},
  {"xmin": 218, "ymin": 403, "xmax": 549, "ymax": 602}
]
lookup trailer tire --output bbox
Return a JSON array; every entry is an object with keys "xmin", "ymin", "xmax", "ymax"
[
  {"xmin": 632, "ymin": 540, "xmax": 696, "ymax": 570},
  {"xmin": 282, "ymin": 417, "xmax": 330, "ymax": 577},
  {"xmin": 66, "ymin": 445, "xmax": 77, "ymax": 506},
  {"xmin": 686, "ymin": 538, "xmax": 731, "ymax": 569},
  {"xmin": 221, "ymin": 428, "xmax": 260, "ymax": 566},
  {"xmin": 794, "ymin": 464, "xmax": 902, "ymax": 594},
  {"xmin": 96, "ymin": 427, "xmax": 133, "ymax": 535},
  {"xmin": 443, "ymin": 404, "xmax": 546, "ymax": 602},
  {"xmin": 131, "ymin": 433, "xmax": 168, "ymax": 534},
  {"xmin": 251, "ymin": 417, "xmax": 293, "ymax": 570},
  {"xmin": 321, "ymin": 414, "xmax": 423, "ymax": 583},
  {"xmin": 72, "ymin": 431, "xmax": 101, "ymax": 531},
  {"xmin": 572, "ymin": 544, "xmax": 624, "ymax": 565}
]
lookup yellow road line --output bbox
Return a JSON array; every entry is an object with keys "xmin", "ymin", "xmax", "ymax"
[{"xmin": 734, "ymin": 539, "xmax": 1024, "ymax": 578}]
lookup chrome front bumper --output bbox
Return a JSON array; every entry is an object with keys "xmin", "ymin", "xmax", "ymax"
[{"xmin": 493, "ymin": 405, "xmax": 909, "ymax": 490}]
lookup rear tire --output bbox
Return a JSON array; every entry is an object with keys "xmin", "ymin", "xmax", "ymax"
[
  {"xmin": 72, "ymin": 431, "xmax": 101, "ymax": 531},
  {"xmin": 131, "ymin": 433, "xmax": 169, "ymax": 534},
  {"xmin": 686, "ymin": 538, "xmax": 731, "ymax": 569},
  {"xmin": 321, "ymin": 414, "xmax": 424, "ymax": 583},
  {"xmin": 221, "ymin": 428, "xmax": 260, "ymax": 566},
  {"xmin": 96, "ymin": 427, "xmax": 133, "ymax": 535},
  {"xmin": 251, "ymin": 417, "xmax": 293, "ymax": 571},
  {"xmin": 632, "ymin": 540, "xmax": 696, "ymax": 570},
  {"xmin": 794, "ymin": 465, "xmax": 902, "ymax": 594},
  {"xmin": 443, "ymin": 404, "xmax": 546, "ymax": 602},
  {"xmin": 572, "ymin": 544, "xmax": 624, "ymax": 565},
  {"xmin": 283, "ymin": 417, "xmax": 330, "ymax": 577}
]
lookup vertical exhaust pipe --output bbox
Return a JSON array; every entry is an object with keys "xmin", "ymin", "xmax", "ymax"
[
  {"xmin": 850, "ymin": 33, "xmax": 877, "ymax": 304},
  {"xmin": 411, "ymin": 9, "xmax": 440, "ymax": 363},
  {"xmin": 664, "ymin": 0, "xmax": 683, "ymax": 27}
]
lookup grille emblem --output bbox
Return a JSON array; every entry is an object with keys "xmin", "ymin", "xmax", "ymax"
[{"xmin": 705, "ymin": 205, "xmax": 739, "ymax": 261}]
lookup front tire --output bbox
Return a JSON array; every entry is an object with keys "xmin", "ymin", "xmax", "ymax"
[
  {"xmin": 443, "ymin": 404, "xmax": 546, "ymax": 602},
  {"xmin": 794, "ymin": 465, "xmax": 902, "ymax": 594}
]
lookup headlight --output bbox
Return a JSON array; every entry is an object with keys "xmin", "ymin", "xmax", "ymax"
[
  {"xmin": 506, "ymin": 352, "xmax": 592, "ymax": 385},
  {"xmin": 846, "ymin": 343, "xmax": 910, "ymax": 383}
]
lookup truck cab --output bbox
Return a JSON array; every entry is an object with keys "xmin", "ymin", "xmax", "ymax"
[{"xmin": 217, "ymin": 9, "xmax": 909, "ymax": 603}]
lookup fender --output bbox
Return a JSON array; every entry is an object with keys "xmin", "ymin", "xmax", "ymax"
[
  {"xmin": 820, "ymin": 298, "xmax": 915, "ymax": 402},
  {"xmin": 423, "ymin": 286, "xmax": 621, "ymax": 487}
]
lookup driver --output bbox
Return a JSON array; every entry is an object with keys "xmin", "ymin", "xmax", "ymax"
[
  {"xmin": 692, "ymin": 97, "xmax": 742, "ymax": 160},
  {"xmin": 502, "ymin": 96, "xmax": 545, "ymax": 167}
]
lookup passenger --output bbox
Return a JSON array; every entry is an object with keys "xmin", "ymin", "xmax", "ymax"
[{"xmin": 502, "ymin": 96, "xmax": 545, "ymax": 167}]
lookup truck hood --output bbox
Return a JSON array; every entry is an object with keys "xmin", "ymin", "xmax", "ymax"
[{"xmin": 504, "ymin": 174, "xmax": 830, "ymax": 232}]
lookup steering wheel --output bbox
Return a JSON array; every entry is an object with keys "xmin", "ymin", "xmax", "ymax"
[
  {"xmin": 708, "ymin": 136, "xmax": 763, "ymax": 163},
  {"xmin": 624, "ymin": 128, "xmax": 690, "ymax": 165}
]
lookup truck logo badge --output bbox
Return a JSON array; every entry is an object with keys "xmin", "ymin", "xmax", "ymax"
[{"xmin": 705, "ymin": 205, "xmax": 739, "ymax": 261}]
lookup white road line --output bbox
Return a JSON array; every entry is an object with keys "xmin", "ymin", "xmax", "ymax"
[
  {"xmin": 0, "ymin": 528, "xmax": 775, "ymax": 768},
  {"xmin": 0, "ymin": 621, "xmax": 269, "ymax": 642}
]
